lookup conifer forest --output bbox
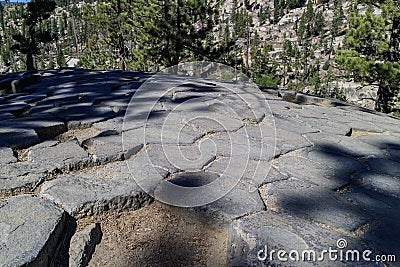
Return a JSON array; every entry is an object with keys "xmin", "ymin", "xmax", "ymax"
[{"xmin": 0, "ymin": 0, "xmax": 399, "ymax": 113}]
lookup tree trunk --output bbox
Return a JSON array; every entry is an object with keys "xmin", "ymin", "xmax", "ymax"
[
  {"xmin": 27, "ymin": 25, "xmax": 36, "ymax": 71},
  {"xmin": 117, "ymin": 0, "xmax": 125, "ymax": 70},
  {"xmin": 378, "ymin": 11, "xmax": 400, "ymax": 113},
  {"xmin": 174, "ymin": 0, "xmax": 182, "ymax": 67},
  {"xmin": 387, "ymin": 16, "xmax": 400, "ymax": 62},
  {"xmin": 376, "ymin": 80, "xmax": 392, "ymax": 113},
  {"xmin": 26, "ymin": 50, "xmax": 34, "ymax": 71}
]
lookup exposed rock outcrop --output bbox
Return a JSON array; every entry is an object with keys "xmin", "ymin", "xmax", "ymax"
[{"xmin": 0, "ymin": 69, "xmax": 399, "ymax": 266}]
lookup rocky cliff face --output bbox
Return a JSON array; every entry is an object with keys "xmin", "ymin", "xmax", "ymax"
[
  {"xmin": 220, "ymin": 0, "xmax": 386, "ymax": 110},
  {"xmin": 0, "ymin": 68, "xmax": 399, "ymax": 266}
]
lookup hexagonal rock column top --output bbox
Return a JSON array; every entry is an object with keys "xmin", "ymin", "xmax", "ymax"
[
  {"xmin": 228, "ymin": 211, "xmax": 375, "ymax": 267},
  {"xmin": 0, "ymin": 195, "xmax": 66, "ymax": 267}
]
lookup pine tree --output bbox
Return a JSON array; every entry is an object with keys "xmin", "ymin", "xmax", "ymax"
[
  {"xmin": 79, "ymin": 0, "xmax": 135, "ymax": 70},
  {"xmin": 56, "ymin": 43, "xmax": 66, "ymax": 68},
  {"xmin": 11, "ymin": 0, "xmax": 56, "ymax": 71},
  {"xmin": 336, "ymin": 2, "xmax": 400, "ymax": 113},
  {"xmin": 273, "ymin": 0, "xmax": 285, "ymax": 24},
  {"xmin": 281, "ymin": 39, "xmax": 295, "ymax": 85},
  {"xmin": 257, "ymin": 6, "xmax": 268, "ymax": 25},
  {"xmin": 313, "ymin": 10, "xmax": 325, "ymax": 36},
  {"xmin": 250, "ymin": 41, "xmax": 280, "ymax": 88},
  {"xmin": 215, "ymin": 18, "xmax": 239, "ymax": 68},
  {"xmin": 0, "ymin": 2, "xmax": 5, "ymax": 32},
  {"xmin": 133, "ymin": 0, "xmax": 221, "ymax": 70},
  {"xmin": 329, "ymin": 0, "xmax": 344, "ymax": 58}
]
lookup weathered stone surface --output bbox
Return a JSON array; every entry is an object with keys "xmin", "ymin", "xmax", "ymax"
[
  {"xmin": 367, "ymin": 158, "xmax": 400, "ymax": 176},
  {"xmin": 40, "ymin": 159, "xmax": 153, "ymax": 218},
  {"xmin": 82, "ymin": 131, "xmax": 143, "ymax": 164},
  {"xmin": 227, "ymin": 210, "xmax": 373, "ymax": 267},
  {"xmin": 304, "ymin": 132, "xmax": 385, "ymax": 158},
  {"xmin": 29, "ymin": 104, "xmax": 66, "ymax": 115},
  {"xmin": 0, "ymin": 172, "xmax": 44, "ymax": 197},
  {"xmin": 302, "ymin": 148, "xmax": 364, "ymax": 172},
  {"xmin": 273, "ymin": 128, "xmax": 313, "ymax": 156},
  {"xmin": 185, "ymin": 113, "xmax": 244, "ymax": 133},
  {"xmin": 92, "ymin": 116, "xmax": 124, "ymax": 133},
  {"xmin": 28, "ymin": 139, "xmax": 91, "ymax": 172},
  {"xmin": 0, "ymin": 77, "xmax": 13, "ymax": 93},
  {"xmin": 346, "ymin": 120, "xmax": 386, "ymax": 134},
  {"xmin": 259, "ymin": 178, "xmax": 372, "ymax": 231},
  {"xmin": 0, "ymin": 147, "xmax": 17, "ymax": 164},
  {"xmin": 55, "ymin": 106, "xmax": 116, "ymax": 130},
  {"xmin": 0, "ymin": 112, "xmax": 14, "ymax": 121},
  {"xmin": 0, "ymin": 195, "xmax": 66, "ymax": 267},
  {"xmin": 0, "ymin": 102, "xmax": 30, "ymax": 115},
  {"xmin": 69, "ymin": 223, "xmax": 102, "ymax": 267},
  {"xmin": 273, "ymin": 155, "xmax": 353, "ymax": 189},
  {"xmin": 33, "ymin": 93, "xmax": 81, "ymax": 108},
  {"xmin": 11, "ymin": 93, "xmax": 47, "ymax": 103},
  {"xmin": 203, "ymin": 133, "xmax": 274, "ymax": 161},
  {"xmin": 354, "ymin": 172, "xmax": 400, "ymax": 198},
  {"xmin": 98, "ymin": 99, "xmax": 129, "ymax": 114},
  {"xmin": 123, "ymin": 149, "xmax": 170, "ymax": 195},
  {"xmin": 388, "ymin": 148, "xmax": 400, "ymax": 162},
  {"xmin": 0, "ymin": 162, "xmax": 49, "ymax": 196},
  {"xmin": 200, "ymin": 180, "xmax": 265, "ymax": 222},
  {"xmin": 205, "ymin": 96, "xmax": 266, "ymax": 123},
  {"xmin": 0, "ymin": 127, "xmax": 40, "ymax": 148},
  {"xmin": 145, "ymin": 143, "xmax": 216, "ymax": 172},
  {"xmin": 345, "ymin": 186, "xmax": 400, "ymax": 263},
  {"xmin": 205, "ymin": 156, "xmax": 281, "ymax": 189},
  {"xmin": 273, "ymin": 115, "xmax": 317, "ymax": 135},
  {"xmin": 40, "ymin": 173, "xmax": 152, "ymax": 218},
  {"xmin": 20, "ymin": 115, "xmax": 67, "ymax": 141},
  {"xmin": 355, "ymin": 133, "xmax": 400, "ymax": 149},
  {"xmin": 0, "ymin": 115, "xmax": 66, "ymax": 147},
  {"xmin": 0, "ymin": 70, "xmax": 400, "ymax": 266},
  {"xmin": 143, "ymin": 123, "xmax": 203, "ymax": 144}
]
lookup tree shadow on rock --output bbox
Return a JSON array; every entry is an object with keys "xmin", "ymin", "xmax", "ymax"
[{"xmin": 271, "ymin": 139, "xmax": 400, "ymax": 263}]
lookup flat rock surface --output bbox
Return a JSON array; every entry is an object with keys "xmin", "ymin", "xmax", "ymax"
[
  {"xmin": 0, "ymin": 195, "xmax": 65, "ymax": 267},
  {"xmin": 0, "ymin": 162, "xmax": 50, "ymax": 197},
  {"xmin": 28, "ymin": 139, "xmax": 91, "ymax": 171},
  {"xmin": 0, "ymin": 69, "xmax": 399, "ymax": 266},
  {"xmin": 0, "ymin": 147, "xmax": 17, "ymax": 164},
  {"xmin": 228, "ymin": 211, "xmax": 374, "ymax": 267}
]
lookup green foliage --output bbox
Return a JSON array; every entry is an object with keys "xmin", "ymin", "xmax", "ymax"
[
  {"xmin": 79, "ymin": 0, "xmax": 135, "ymax": 70},
  {"xmin": 257, "ymin": 6, "xmax": 268, "ymax": 25},
  {"xmin": 286, "ymin": 0, "xmax": 306, "ymax": 9},
  {"xmin": 273, "ymin": 0, "xmax": 284, "ymax": 24},
  {"xmin": 47, "ymin": 57, "xmax": 54, "ymax": 68},
  {"xmin": 128, "ymin": 0, "xmax": 221, "ymax": 71},
  {"xmin": 336, "ymin": 2, "xmax": 400, "ymax": 113},
  {"xmin": 250, "ymin": 41, "xmax": 280, "ymax": 88},
  {"xmin": 255, "ymin": 74, "xmax": 280, "ymax": 88},
  {"xmin": 232, "ymin": 6, "xmax": 253, "ymax": 39},
  {"xmin": 322, "ymin": 60, "xmax": 330, "ymax": 70},
  {"xmin": 10, "ymin": 0, "xmax": 56, "ymax": 71},
  {"xmin": 0, "ymin": 0, "xmax": 397, "ymax": 115},
  {"xmin": 56, "ymin": 44, "xmax": 66, "ymax": 68},
  {"xmin": 274, "ymin": 0, "xmax": 306, "ymax": 24},
  {"xmin": 250, "ymin": 42, "xmax": 274, "ymax": 77},
  {"xmin": 297, "ymin": 0, "xmax": 325, "ymax": 41}
]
